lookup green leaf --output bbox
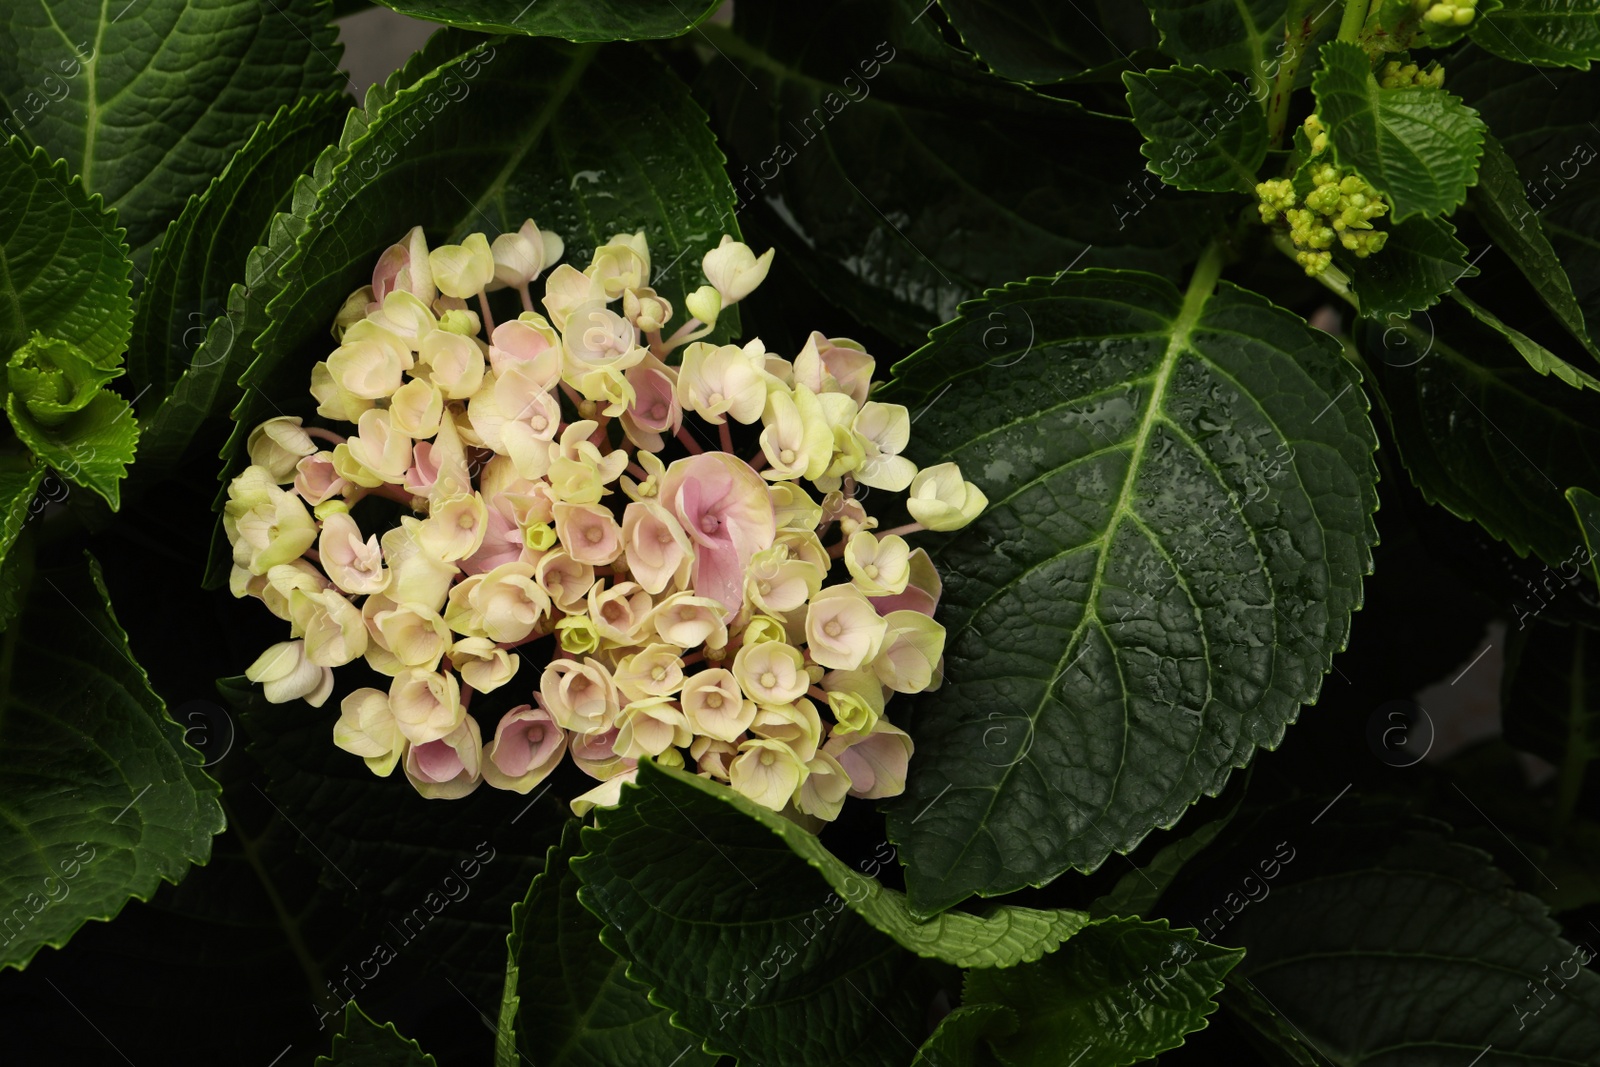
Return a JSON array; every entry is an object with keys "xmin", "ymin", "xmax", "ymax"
[
  {"xmin": 1450, "ymin": 288, "xmax": 1600, "ymax": 391},
  {"xmin": 965, "ymin": 919, "xmax": 1242, "ymax": 1067},
  {"xmin": 1469, "ymin": 134, "xmax": 1597, "ymax": 355},
  {"xmin": 1089, "ymin": 771, "xmax": 1248, "ymax": 919},
  {"xmin": 1227, "ymin": 820, "xmax": 1600, "ymax": 1065},
  {"xmin": 316, "ymin": 1002, "xmax": 437, "ymax": 1065},
  {"xmin": 1343, "ymin": 214, "xmax": 1475, "ymax": 318},
  {"xmin": 211, "ymin": 38, "xmax": 741, "ymax": 584},
  {"xmin": 367, "ymin": 0, "xmax": 718, "ymax": 40},
  {"xmin": 625, "ymin": 762, "xmax": 1090, "ymax": 969},
  {"xmin": 1363, "ymin": 305, "xmax": 1600, "ymax": 563},
  {"xmin": 1312, "ymin": 40, "xmax": 1487, "ymax": 220},
  {"xmin": 0, "ymin": 138, "xmax": 130, "ymax": 365},
  {"xmin": 1474, "ymin": 0, "xmax": 1600, "ymax": 69},
  {"xmin": 5, "ymin": 333, "xmax": 119, "ymax": 424},
  {"xmin": 1124, "ymin": 66, "xmax": 1269, "ymax": 193},
  {"xmin": 936, "ymin": 0, "xmax": 1152, "ymax": 84},
  {"xmin": 702, "ymin": 4, "xmax": 1225, "ymax": 345},
  {"xmin": 1571, "ymin": 485, "xmax": 1600, "ymax": 585},
  {"xmin": 1449, "ymin": 51, "xmax": 1600, "ymax": 350},
  {"xmin": 0, "ymin": 0, "xmax": 345, "ymax": 261},
  {"xmin": 224, "ymin": 676, "xmax": 566, "ymax": 1007},
  {"xmin": 912, "ymin": 1004, "xmax": 1015, "ymax": 1067},
  {"xmin": 501, "ymin": 820, "xmax": 712, "ymax": 1067},
  {"xmin": 0, "ymin": 452, "xmax": 44, "ymax": 568},
  {"xmin": 1141, "ymin": 0, "xmax": 1289, "ymax": 74},
  {"xmin": 571, "ymin": 761, "xmax": 948, "ymax": 1067},
  {"xmin": 880, "ymin": 264, "xmax": 1378, "ymax": 916},
  {"xmin": 0, "ymin": 556, "xmax": 223, "ymax": 970},
  {"xmin": 128, "ymin": 94, "xmax": 349, "ymax": 472},
  {"xmin": 1502, "ymin": 616, "xmax": 1600, "ymax": 822},
  {"xmin": 6, "ymin": 387, "xmax": 138, "ymax": 508}
]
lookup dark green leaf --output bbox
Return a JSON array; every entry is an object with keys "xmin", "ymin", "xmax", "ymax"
[
  {"xmin": 0, "ymin": 557, "xmax": 223, "ymax": 970},
  {"xmin": 965, "ymin": 919, "xmax": 1241, "ymax": 1067},
  {"xmin": 0, "ymin": 453, "xmax": 43, "ymax": 569},
  {"xmin": 0, "ymin": 0, "xmax": 345, "ymax": 261},
  {"xmin": 368, "ymin": 0, "xmax": 718, "ymax": 40},
  {"xmin": 128, "ymin": 95, "xmax": 349, "ymax": 471},
  {"xmin": 1502, "ymin": 616, "xmax": 1600, "ymax": 822},
  {"xmin": 316, "ymin": 1002, "xmax": 437, "ymax": 1065},
  {"xmin": 1363, "ymin": 304, "xmax": 1600, "ymax": 563},
  {"xmin": 1312, "ymin": 40, "xmax": 1487, "ymax": 220},
  {"xmin": 225, "ymin": 676, "xmax": 565, "ymax": 1007},
  {"xmin": 1450, "ymin": 52, "xmax": 1600, "ymax": 351},
  {"xmin": 1125, "ymin": 66, "xmax": 1269, "ymax": 193},
  {"xmin": 1088, "ymin": 771, "xmax": 1247, "ymax": 919},
  {"xmin": 912, "ymin": 1004, "xmax": 1015, "ymax": 1067},
  {"xmin": 1344, "ymin": 214, "xmax": 1475, "ymax": 318},
  {"xmin": 936, "ymin": 0, "xmax": 1146, "ymax": 84},
  {"xmin": 702, "ymin": 2, "xmax": 1225, "ymax": 345},
  {"xmin": 1141, "ymin": 0, "xmax": 1289, "ymax": 74},
  {"xmin": 212, "ymin": 38, "xmax": 741, "ymax": 584},
  {"xmin": 501, "ymin": 820, "xmax": 712, "ymax": 1067},
  {"xmin": 1228, "ymin": 822, "xmax": 1600, "ymax": 1065},
  {"xmin": 881, "ymin": 266, "xmax": 1377, "ymax": 916},
  {"xmin": 1474, "ymin": 0, "xmax": 1600, "ymax": 69},
  {"xmin": 1450, "ymin": 288, "xmax": 1600, "ymax": 391},
  {"xmin": 1469, "ymin": 134, "xmax": 1596, "ymax": 354},
  {"xmin": 0, "ymin": 138, "xmax": 130, "ymax": 365},
  {"xmin": 6, "ymin": 388, "xmax": 138, "ymax": 508},
  {"xmin": 571, "ymin": 761, "xmax": 947, "ymax": 1067}
]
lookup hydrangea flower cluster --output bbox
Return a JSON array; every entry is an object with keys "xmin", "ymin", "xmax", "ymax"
[
  {"xmin": 224, "ymin": 221, "xmax": 986, "ymax": 823},
  {"xmin": 1258, "ymin": 116, "xmax": 1390, "ymax": 277}
]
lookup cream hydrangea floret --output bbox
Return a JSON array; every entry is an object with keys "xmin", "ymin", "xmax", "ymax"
[{"xmin": 225, "ymin": 220, "xmax": 984, "ymax": 822}]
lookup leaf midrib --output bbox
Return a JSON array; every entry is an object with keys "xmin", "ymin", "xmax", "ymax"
[{"xmin": 932, "ymin": 260, "xmax": 1222, "ymax": 889}]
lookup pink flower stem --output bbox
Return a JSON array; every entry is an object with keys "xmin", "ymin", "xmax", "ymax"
[
  {"xmin": 461, "ymin": 682, "xmax": 474, "ymax": 711},
  {"xmin": 675, "ymin": 426, "xmax": 704, "ymax": 455},
  {"xmin": 646, "ymin": 328, "xmax": 666, "ymax": 358},
  {"xmin": 681, "ymin": 651, "xmax": 705, "ymax": 667},
  {"xmin": 560, "ymin": 382, "xmax": 584, "ymax": 410},
  {"xmin": 517, "ymin": 282, "xmax": 534, "ymax": 314},
  {"xmin": 589, "ymin": 416, "xmax": 610, "ymax": 449},
  {"xmin": 476, "ymin": 291, "xmax": 496, "ymax": 333},
  {"xmin": 827, "ymin": 538, "xmax": 849, "ymax": 559},
  {"xmin": 627, "ymin": 462, "xmax": 649, "ymax": 480},
  {"xmin": 749, "ymin": 451, "xmax": 768, "ymax": 473},
  {"xmin": 808, "ymin": 685, "xmax": 830, "ymax": 703},
  {"xmin": 878, "ymin": 522, "xmax": 926, "ymax": 538},
  {"xmin": 302, "ymin": 548, "xmax": 321, "ymax": 564},
  {"xmin": 718, "ymin": 421, "xmax": 734, "ymax": 453},
  {"xmin": 305, "ymin": 427, "xmax": 345, "ymax": 444},
  {"xmin": 350, "ymin": 483, "xmax": 418, "ymax": 507}
]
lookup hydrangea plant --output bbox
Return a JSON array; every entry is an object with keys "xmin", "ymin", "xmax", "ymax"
[{"xmin": 3, "ymin": 0, "xmax": 1600, "ymax": 1064}]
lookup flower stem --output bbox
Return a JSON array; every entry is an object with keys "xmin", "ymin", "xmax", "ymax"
[
  {"xmin": 1337, "ymin": 0, "xmax": 1370, "ymax": 42},
  {"xmin": 305, "ymin": 426, "xmax": 345, "ymax": 445},
  {"xmin": 476, "ymin": 290, "xmax": 497, "ymax": 334},
  {"xmin": 718, "ymin": 421, "xmax": 734, "ymax": 453},
  {"xmin": 517, "ymin": 282, "xmax": 535, "ymax": 314},
  {"xmin": 877, "ymin": 522, "xmax": 926, "ymax": 538},
  {"xmin": 675, "ymin": 426, "xmax": 704, "ymax": 455}
]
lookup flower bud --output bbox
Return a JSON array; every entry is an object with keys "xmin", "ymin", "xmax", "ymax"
[
  {"xmin": 448, "ymin": 637, "xmax": 520, "ymax": 693},
  {"xmin": 429, "ymin": 233, "xmax": 495, "ymax": 299},
  {"xmin": 702, "ymin": 235, "xmax": 774, "ymax": 305},
  {"xmin": 490, "ymin": 218, "xmax": 562, "ymax": 289},
  {"xmin": 248, "ymin": 417, "xmax": 316, "ymax": 483},
  {"xmin": 796, "ymin": 750, "xmax": 853, "ymax": 821},
  {"xmin": 389, "ymin": 668, "xmax": 464, "ymax": 744},
  {"xmin": 684, "ymin": 284, "xmax": 721, "ymax": 326},
  {"xmin": 404, "ymin": 715, "xmax": 482, "ymax": 799},
  {"xmin": 615, "ymin": 696, "xmax": 690, "ymax": 759},
  {"xmin": 541, "ymin": 658, "xmax": 619, "ymax": 735},
  {"xmin": 623, "ymin": 287, "xmax": 672, "ymax": 333},
  {"xmin": 482, "ymin": 704, "xmax": 566, "ymax": 792},
  {"xmin": 247, "ymin": 640, "xmax": 333, "ymax": 706},
  {"xmin": 824, "ymin": 720, "xmax": 912, "ymax": 799},
  {"xmin": 872, "ymin": 610, "xmax": 946, "ymax": 694},
  {"xmin": 333, "ymin": 688, "xmax": 405, "ymax": 776},
  {"xmin": 303, "ymin": 587, "xmax": 369, "ymax": 667},
  {"xmin": 373, "ymin": 225, "xmax": 436, "ymax": 305},
  {"xmin": 587, "ymin": 231, "xmax": 651, "ymax": 299},
  {"xmin": 906, "ymin": 462, "xmax": 987, "ymax": 531},
  {"xmin": 294, "ymin": 452, "xmax": 348, "ymax": 506}
]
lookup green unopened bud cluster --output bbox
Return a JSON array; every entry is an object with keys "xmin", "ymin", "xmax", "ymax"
[
  {"xmin": 1257, "ymin": 120, "xmax": 1390, "ymax": 277},
  {"xmin": 1379, "ymin": 60, "xmax": 1445, "ymax": 89},
  {"xmin": 1417, "ymin": 0, "xmax": 1475, "ymax": 26}
]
